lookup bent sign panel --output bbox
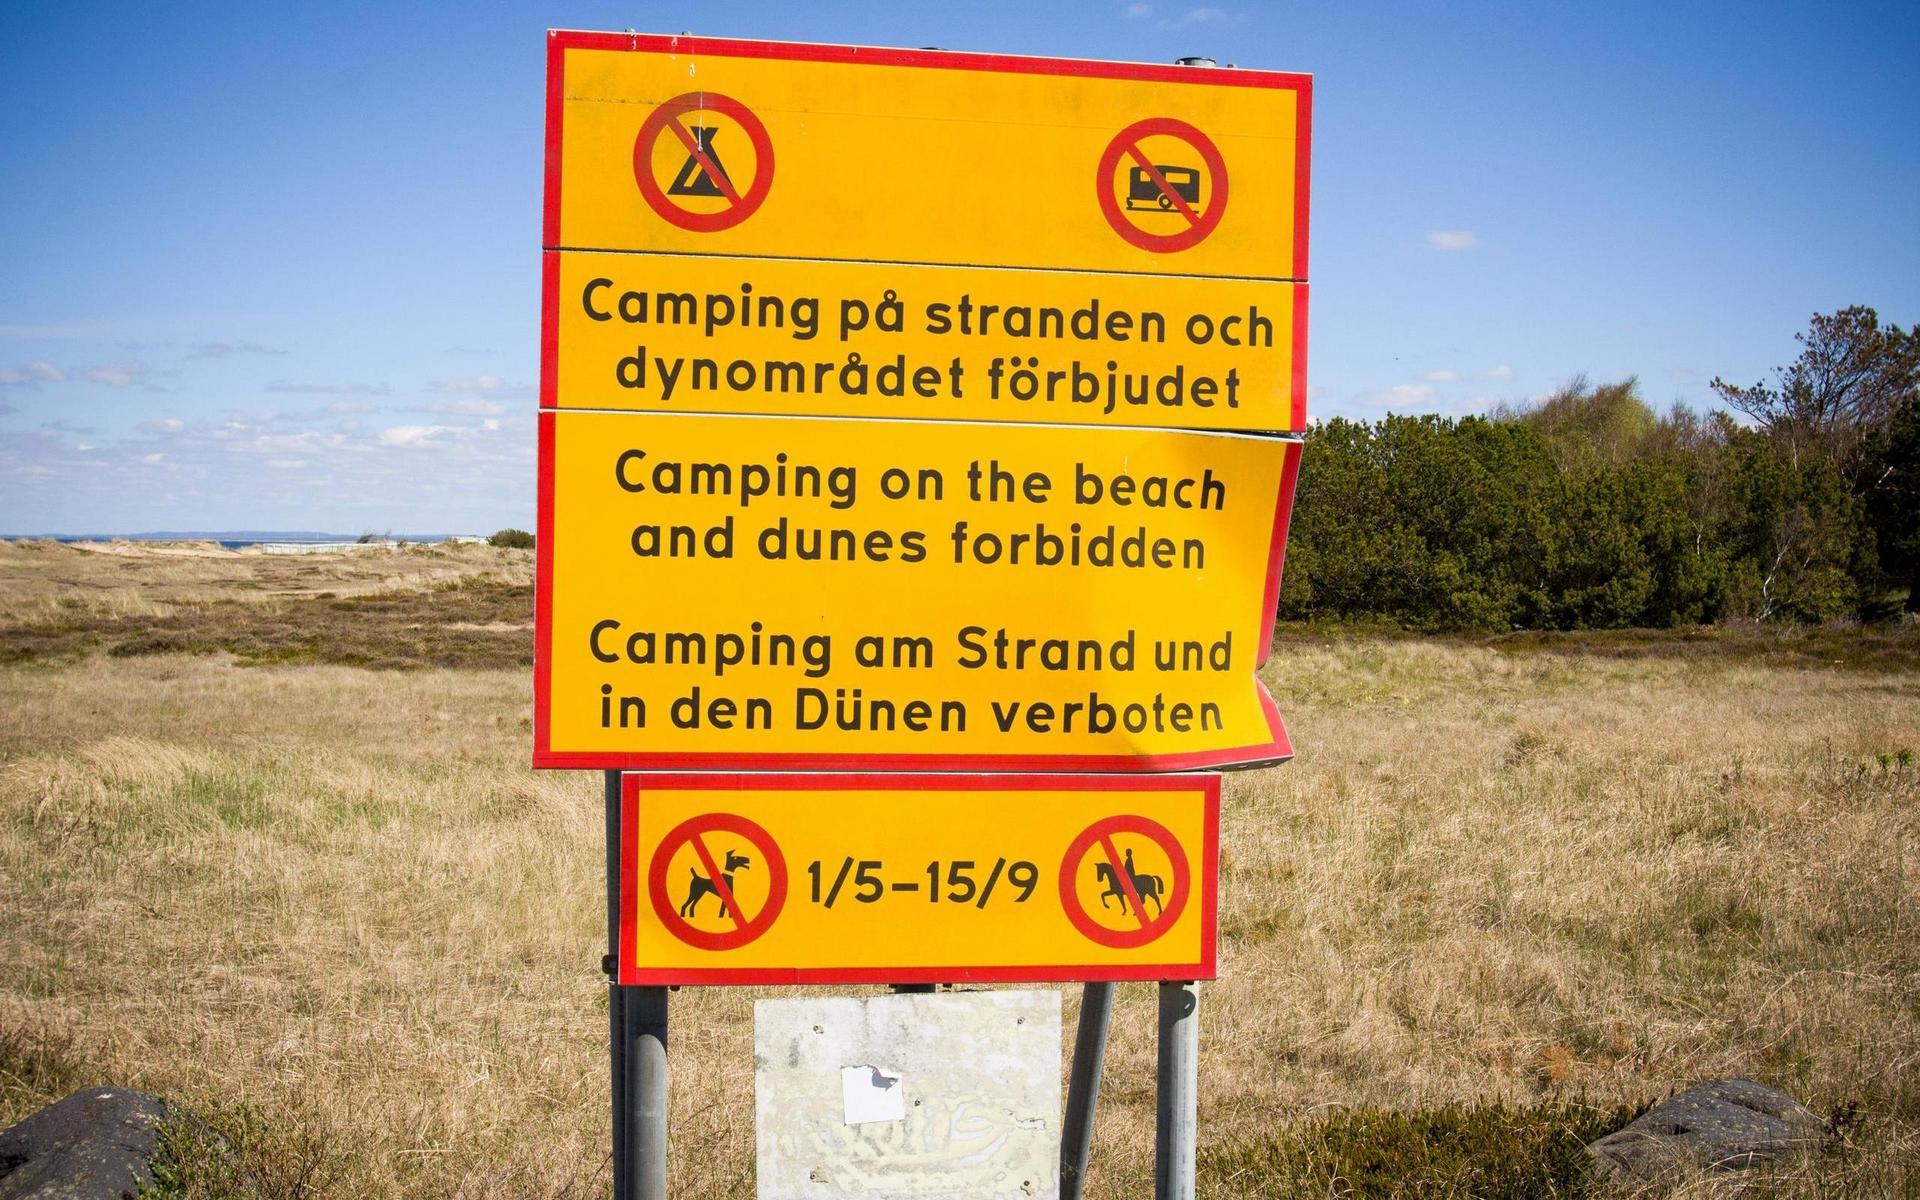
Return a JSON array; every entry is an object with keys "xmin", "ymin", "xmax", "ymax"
[
  {"xmin": 535, "ymin": 410, "xmax": 1299, "ymax": 771},
  {"xmin": 618, "ymin": 773, "xmax": 1219, "ymax": 985}
]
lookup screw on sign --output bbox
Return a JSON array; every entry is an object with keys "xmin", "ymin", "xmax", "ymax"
[
  {"xmin": 646, "ymin": 812, "xmax": 788, "ymax": 950},
  {"xmin": 1095, "ymin": 117, "xmax": 1229, "ymax": 253},
  {"xmin": 632, "ymin": 92, "xmax": 775, "ymax": 232},
  {"xmin": 1058, "ymin": 814, "xmax": 1191, "ymax": 949}
]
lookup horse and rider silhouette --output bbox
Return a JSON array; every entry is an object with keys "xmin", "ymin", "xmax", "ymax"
[
  {"xmin": 679, "ymin": 846, "xmax": 751, "ymax": 919},
  {"xmin": 1094, "ymin": 846, "xmax": 1164, "ymax": 918}
]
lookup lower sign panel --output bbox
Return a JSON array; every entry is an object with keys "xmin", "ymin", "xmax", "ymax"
[{"xmin": 619, "ymin": 773, "xmax": 1218, "ymax": 984}]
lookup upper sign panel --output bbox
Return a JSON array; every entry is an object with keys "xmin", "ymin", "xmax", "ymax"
[{"xmin": 545, "ymin": 33, "xmax": 1310, "ymax": 282}]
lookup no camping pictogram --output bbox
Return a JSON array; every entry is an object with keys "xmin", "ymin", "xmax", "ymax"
[
  {"xmin": 1058, "ymin": 814, "xmax": 1191, "ymax": 949},
  {"xmin": 632, "ymin": 91, "xmax": 774, "ymax": 232},
  {"xmin": 646, "ymin": 812, "xmax": 788, "ymax": 950},
  {"xmin": 1096, "ymin": 117, "xmax": 1229, "ymax": 253}
]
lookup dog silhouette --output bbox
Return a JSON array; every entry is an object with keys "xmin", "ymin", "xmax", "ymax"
[{"xmin": 680, "ymin": 848, "xmax": 751, "ymax": 918}]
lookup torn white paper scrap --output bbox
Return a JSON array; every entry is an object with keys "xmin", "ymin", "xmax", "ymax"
[{"xmin": 840, "ymin": 1065, "xmax": 906, "ymax": 1124}]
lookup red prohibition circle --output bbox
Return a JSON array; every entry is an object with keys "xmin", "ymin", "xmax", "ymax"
[
  {"xmin": 1058, "ymin": 814, "xmax": 1191, "ymax": 950},
  {"xmin": 647, "ymin": 812, "xmax": 788, "ymax": 951},
  {"xmin": 1095, "ymin": 117, "xmax": 1229, "ymax": 253},
  {"xmin": 632, "ymin": 91, "xmax": 775, "ymax": 232}
]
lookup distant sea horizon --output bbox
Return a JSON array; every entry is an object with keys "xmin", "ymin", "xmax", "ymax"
[{"xmin": 1, "ymin": 531, "xmax": 485, "ymax": 549}]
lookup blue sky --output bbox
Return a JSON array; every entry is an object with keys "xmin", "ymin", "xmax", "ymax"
[{"xmin": 2, "ymin": 0, "xmax": 1916, "ymax": 534}]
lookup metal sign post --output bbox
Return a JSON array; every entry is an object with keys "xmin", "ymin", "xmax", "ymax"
[
  {"xmin": 1059, "ymin": 981, "xmax": 1115, "ymax": 1199},
  {"xmin": 607, "ymin": 769, "xmax": 667, "ymax": 1200},
  {"xmin": 1155, "ymin": 981, "xmax": 1200, "ymax": 1200}
]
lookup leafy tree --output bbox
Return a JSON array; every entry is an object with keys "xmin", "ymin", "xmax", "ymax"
[
  {"xmin": 1281, "ymin": 315, "xmax": 1911, "ymax": 633},
  {"xmin": 1862, "ymin": 394, "xmax": 1920, "ymax": 612},
  {"xmin": 1696, "ymin": 428, "xmax": 1860, "ymax": 622},
  {"xmin": 1492, "ymin": 375, "xmax": 1657, "ymax": 473},
  {"xmin": 1710, "ymin": 306, "xmax": 1919, "ymax": 470}
]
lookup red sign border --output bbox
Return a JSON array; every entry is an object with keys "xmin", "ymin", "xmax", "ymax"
[
  {"xmin": 543, "ymin": 30, "xmax": 1311, "ymax": 280},
  {"xmin": 618, "ymin": 772, "xmax": 1219, "ymax": 986},
  {"xmin": 532, "ymin": 414, "xmax": 1301, "ymax": 773}
]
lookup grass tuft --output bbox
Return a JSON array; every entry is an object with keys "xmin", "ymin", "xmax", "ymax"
[{"xmin": 1199, "ymin": 1098, "xmax": 1645, "ymax": 1198}]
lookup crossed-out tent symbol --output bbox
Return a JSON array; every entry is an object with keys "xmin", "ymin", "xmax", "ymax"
[
  {"xmin": 633, "ymin": 91, "xmax": 775, "ymax": 232},
  {"xmin": 667, "ymin": 125, "xmax": 732, "ymax": 198}
]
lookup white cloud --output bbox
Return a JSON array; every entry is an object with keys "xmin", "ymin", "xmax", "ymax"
[
  {"xmin": 189, "ymin": 342, "xmax": 288, "ymax": 359},
  {"xmin": 1124, "ymin": 1, "xmax": 1153, "ymax": 16},
  {"xmin": 1359, "ymin": 383, "xmax": 1438, "ymax": 409},
  {"xmin": 483, "ymin": 418, "xmax": 501, "ymax": 432},
  {"xmin": 429, "ymin": 374, "xmax": 533, "ymax": 400},
  {"xmin": 1424, "ymin": 369, "xmax": 1458, "ymax": 383},
  {"xmin": 425, "ymin": 397, "xmax": 505, "ymax": 416},
  {"xmin": 379, "ymin": 424, "xmax": 444, "ymax": 447},
  {"xmin": 1426, "ymin": 230, "xmax": 1477, "ymax": 252},
  {"xmin": 3, "ymin": 405, "xmax": 534, "ymax": 534},
  {"xmin": 1176, "ymin": 6, "xmax": 1233, "ymax": 24},
  {"xmin": 1, "ymin": 361, "xmax": 65, "ymax": 386},
  {"xmin": 0, "ymin": 322, "xmax": 114, "ymax": 340},
  {"xmin": 80, "ymin": 364, "xmax": 146, "ymax": 388},
  {"xmin": 268, "ymin": 381, "xmax": 390, "ymax": 396},
  {"xmin": 1486, "ymin": 364, "xmax": 1515, "ymax": 380}
]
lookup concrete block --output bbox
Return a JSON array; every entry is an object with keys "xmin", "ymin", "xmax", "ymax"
[{"xmin": 755, "ymin": 990, "xmax": 1061, "ymax": 1200}]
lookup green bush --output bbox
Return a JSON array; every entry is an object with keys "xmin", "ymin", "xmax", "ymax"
[
  {"xmin": 1283, "ymin": 397, "xmax": 1875, "ymax": 631},
  {"xmin": 487, "ymin": 528, "xmax": 535, "ymax": 549}
]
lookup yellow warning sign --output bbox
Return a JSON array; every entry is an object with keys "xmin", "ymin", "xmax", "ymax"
[
  {"xmin": 536, "ymin": 408, "xmax": 1300, "ymax": 772},
  {"xmin": 536, "ymin": 33, "xmax": 1311, "ymax": 773},
  {"xmin": 544, "ymin": 250, "xmax": 1304, "ymax": 431},
  {"xmin": 617, "ymin": 773, "xmax": 1218, "ymax": 984},
  {"xmin": 546, "ymin": 33, "xmax": 1309, "ymax": 280}
]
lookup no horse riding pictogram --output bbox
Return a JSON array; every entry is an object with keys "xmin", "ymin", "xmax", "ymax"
[
  {"xmin": 1059, "ymin": 814, "xmax": 1191, "ymax": 949},
  {"xmin": 633, "ymin": 91, "xmax": 775, "ymax": 232},
  {"xmin": 647, "ymin": 812, "xmax": 788, "ymax": 950},
  {"xmin": 1096, "ymin": 117, "xmax": 1229, "ymax": 253}
]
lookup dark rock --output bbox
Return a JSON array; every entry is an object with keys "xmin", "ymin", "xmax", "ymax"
[
  {"xmin": 1586, "ymin": 1077, "xmax": 1826, "ymax": 1181},
  {"xmin": 0, "ymin": 1088, "xmax": 171, "ymax": 1199}
]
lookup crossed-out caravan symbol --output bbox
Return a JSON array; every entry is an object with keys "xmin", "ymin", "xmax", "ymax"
[
  {"xmin": 632, "ymin": 91, "xmax": 775, "ymax": 232},
  {"xmin": 1096, "ymin": 117, "xmax": 1229, "ymax": 253}
]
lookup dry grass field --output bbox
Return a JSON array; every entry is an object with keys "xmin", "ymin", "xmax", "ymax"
[{"xmin": 2, "ymin": 542, "xmax": 1917, "ymax": 1197}]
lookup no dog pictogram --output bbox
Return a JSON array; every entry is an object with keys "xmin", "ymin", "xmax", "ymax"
[
  {"xmin": 1059, "ymin": 814, "xmax": 1191, "ymax": 949},
  {"xmin": 647, "ymin": 812, "xmax": 788, "ymax": 950},
  {"xmin": 1096, "ymin": 117, "xmax": 1228, "ymax": 253},
  {"xmin": 633, "ymin": 91, "xmax": 774, "ymax": 232}
]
